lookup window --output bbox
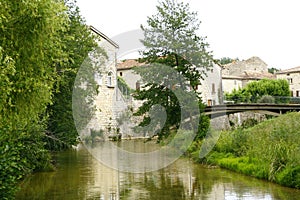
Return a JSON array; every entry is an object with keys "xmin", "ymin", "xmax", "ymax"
[
  {"xmin": 297, "ymin": 91, "xmax": 299, "ymax": 97},
  {"xmin": 291, "ymin": 91, "xmax": 294, "ymax": 97},
  {"xmin": 120, "ymin": 72, "xmax": 123, "ymax": 76},
  {"xmin": 212, "ymin": 83, "xmax": 215, "ymax": 94},
  {"xmin": 107, "ymin": 71, "xmax": 113, "ymax": 87},
  {"xmin": 287, "ymin": 78, "xmax": 293, "ymax": 84},
  {"xmin": 136, "ymin": 81, "xmax": 140, "ymax": 91},
  {"xmin": 207, "ymin": 99, "xmax": 212, "ymax": 106}
]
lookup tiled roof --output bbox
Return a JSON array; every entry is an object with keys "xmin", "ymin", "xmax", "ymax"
[
  {"xmin": 223, "ymin": 72, "xmax": 275, "ymax": 80},
  {"xmin": 276, "ymin": 66, "xmax": 300, "ymax": 74},
  {"xmin": 242, "ymin": 71, "xmax": 275, "ymax": 79},
  {"xmin": 117, "ymin": 59, "xmax": 145, "ymax": 70}
]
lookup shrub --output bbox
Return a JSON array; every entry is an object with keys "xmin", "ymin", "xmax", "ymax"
[
  {"xmin": 276, "ymin": 166, "xmax": 300, "ymax": 189},
  {"xmin": 241, "ymin": 118, "xmax": 258, "ymax": 129},
  {"xmin": 0, "ymin": 123, "xmax": 52, "ymax": 200},
  {"xmin": 257, "ymin": 95, "xmax": 275, "ymax": 103}
]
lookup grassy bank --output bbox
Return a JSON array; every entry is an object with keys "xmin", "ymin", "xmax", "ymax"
[{"xmin": 189, "ymin": 112, "xmax": 300, "ymax": 189}]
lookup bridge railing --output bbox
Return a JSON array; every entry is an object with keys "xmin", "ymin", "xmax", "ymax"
[{"xmin": 223, "ymin": 95, "xmax": 300, "ymax": 105}]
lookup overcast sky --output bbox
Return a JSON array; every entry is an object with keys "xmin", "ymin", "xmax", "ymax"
[{"xmin": 77, "ymin": 0, "xmax": 300, "ymax": 70}]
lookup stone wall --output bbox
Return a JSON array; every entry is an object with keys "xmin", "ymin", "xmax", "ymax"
[
  {"xmin": 85, "ymin": 34, "xmax": 119, "ymax": 139},
  {"xmin": 222, "ymin": 56, "xmax": 268, "ymax": 77},
  {"xmin": 210, "ymin": 112, "xmax": 268, "ymax": 131}
]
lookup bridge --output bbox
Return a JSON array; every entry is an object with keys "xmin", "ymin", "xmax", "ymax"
[{"xmin": 203, "ymin": 103, "xmax": 300, "ymax": 118}]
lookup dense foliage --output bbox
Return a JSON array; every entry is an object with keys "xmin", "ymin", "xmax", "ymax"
[
  {"xmin": 0, "ymin": 0, "xmax": 99, "ymax": 198},
  {"xmin": 0, "ymin": 1, "xmax": 67, "ymax": 198},
  {"xmin": 205, "ymin": 112, "xmax": 300, "ymax": 188},
  {"xmin": 134, "ymin": 0, "xmax": 213, "ymax": 140},
  {"xmin": 46, "ymin": 1, "xmax": 97, "ymax": 150},
  {"xmin": 225, "ymin": 79, "xmax": 290, "ymax": 103}
]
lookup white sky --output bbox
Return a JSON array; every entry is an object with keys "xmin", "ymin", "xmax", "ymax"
[{"xmin": 77, "ymin": 0, "xmax": 300, "ymax": 70}]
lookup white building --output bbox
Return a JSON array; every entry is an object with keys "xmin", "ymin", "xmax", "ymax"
[
  {"xmin": 197, "ymin": 63, "xmax": 223, "ymax": 106},
  {"xmin": 276, "ymin": 66, "xmax": 300, "ymax": 97},
  {"xmin": 117, "ymin": 59, "xmax": 144, "ymax": 91}
]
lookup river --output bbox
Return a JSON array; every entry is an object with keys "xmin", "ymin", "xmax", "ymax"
[{"xmin": 16, "ymin": 140, "xmax": 300, "ymax": 200}]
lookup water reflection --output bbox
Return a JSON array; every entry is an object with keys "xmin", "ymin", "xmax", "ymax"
[{"xmin": 16, "ymin": 142, "xmax": 300, "ymax": 200}]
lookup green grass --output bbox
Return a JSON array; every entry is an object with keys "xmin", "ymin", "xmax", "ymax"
[{"xmin": 202, "ymin": 112, "xmax": 300, "ymax": 188}]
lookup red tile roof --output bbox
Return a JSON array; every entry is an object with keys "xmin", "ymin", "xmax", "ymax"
[{"xmin": 117, "ymin": 59, "xmax": 145, "ymax": 70}]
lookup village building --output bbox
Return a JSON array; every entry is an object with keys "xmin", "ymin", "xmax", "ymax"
[
  {"xmin": 197, "ymin": 63, "xmax": 223, "ymax": 106},
  {"xmin": 276, "ymin": 66, "xmax": 300, "ymax": 97},
  {"xmin": 117, "ymin": 59, "xmax": 144, "ymax": 91},
  {"xmin": 219, "ymin": 57, "xmax": 276, "ymax": 129},
  {"xmin": 83, "ymin": 26, "xmax": 120, "ymax": 138},
  {"xmin": 117, "ymin": 59, "xmax": 223, "ymax": 106},
  {"xmin": 222, "ymin": 56, "xmax": 275, "ymax": 94}
]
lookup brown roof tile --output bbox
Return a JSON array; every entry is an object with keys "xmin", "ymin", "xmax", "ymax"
[
  {"xmin": 242, "ymin": 71, "xmax": 275, "ymax": 79},
  {"xmin": 117, "ymin": 59, "xmax": 145, "ymax": 70},
  {"xmin": 276, "ymin": 66, "xmax": 300, "ymax": 74}
]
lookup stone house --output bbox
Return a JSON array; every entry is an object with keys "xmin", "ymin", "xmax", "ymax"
[
  {"xmin": 276, "ymin": 66, "xmax": 300, "ymax": 97},
  {"xmin": 86, "ymin": 26, "xmax": 120, "ymax": 137},
  {"xmin": 222, "ymin": 56, "xmax": 275, "ymax": 94},
  {"xmin": 220, "ymin": 57, "xmax": 275, "ymax": 129}
]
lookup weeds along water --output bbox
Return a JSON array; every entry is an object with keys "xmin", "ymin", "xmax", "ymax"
[{"xmin": 189, "ymin": 112, "xmax": 300, "ymax": 189}]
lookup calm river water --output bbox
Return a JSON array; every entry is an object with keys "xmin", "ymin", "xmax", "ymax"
[{"xmin": 16, "ymin": 140, "xmax": 300, "ymax": 200}]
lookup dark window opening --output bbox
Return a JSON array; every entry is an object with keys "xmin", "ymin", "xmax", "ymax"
[
  {"xmin": 212, "ymin": 83, "xmax": 215, "ymax": 94},
  {"xmin": 136, "ymin": 81, "xmax": 140, "ymax": 91}
]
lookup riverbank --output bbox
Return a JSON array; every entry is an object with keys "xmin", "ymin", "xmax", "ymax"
[{"xmin": 189, "ymin": 112, "xmax": 300, "ymax": 189}]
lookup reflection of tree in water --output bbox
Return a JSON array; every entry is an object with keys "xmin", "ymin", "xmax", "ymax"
[
  {"xmin": 16, "ymin": 149, "xmax": 98, "ymax": 200},
  {"xmin": 17, "ymin": 147, "xmax": 300, "ymax": 199},
  {"xmin": 144, "ymin": 170, "xmax": 186, "ymax": 200},
  {"xmin": 191, "ymin": 165, "xmax": 299, "ymax": 200}
]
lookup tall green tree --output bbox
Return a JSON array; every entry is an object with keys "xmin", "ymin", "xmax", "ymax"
[
  {"xmin": 0, "ymin": 0, "xmax": 103, "ymax": 198},
  {"xmin": 0, "ymin": 0, "xmax": 69, "ymax": 198},
  {"xmin": 134, "ymin": 0, "xmax": 213, "ymax": 140},
  {"xmin": 46, "ymin": 0, "xmax": 98, "ymax": 150}
]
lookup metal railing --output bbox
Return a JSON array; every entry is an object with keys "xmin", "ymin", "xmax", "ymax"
[{"xmin": 223, "ymin": 96, "xmax": 300, "ymax": 105}]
